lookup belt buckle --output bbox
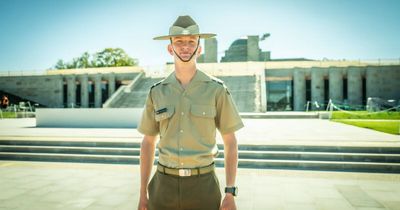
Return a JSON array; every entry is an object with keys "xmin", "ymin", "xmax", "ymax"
[{"xmin": 178, "ymin": 169, "xmax": 191, "ymax": 177}]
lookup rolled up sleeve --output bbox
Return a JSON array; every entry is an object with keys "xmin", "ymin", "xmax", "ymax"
[
  {"xmin": 137, "ymin": 91, "xmax": 159, "ymax": 136},
  {"xmin": 215, "ymin": 87, "xmax": 244, "ymax": 134}
]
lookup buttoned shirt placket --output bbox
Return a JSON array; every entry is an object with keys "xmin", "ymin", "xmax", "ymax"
[{"xmin": 173, "ymin": 77, "xmax": 193, "ymax": 169}]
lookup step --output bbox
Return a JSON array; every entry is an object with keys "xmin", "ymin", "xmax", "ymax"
[
  {"xmin": 1, "ymin": 140, "xmax": 400, "ymax": 154},
  {"xmin": 2, "ymin": 146, "xmax": 399, "ymax": 163},
  {"xmin": 224, "ymin": 151, "xmax": 400, "ymax": 163},
  {"xmin": 235, "ymin": 145, "xmax": 400, "ymax": 154},
  {"xmin": 217, "ymin": 158, "xmax": 400, "ymax": 173},
  {"xmin": 0, "ymin": 152, "xmax": 141, "ymax": 164},
  {"xmin": 0, "ymin": 145, "xmax": 142, "ymax": 156},
  {"xmin": 0, "ymin": 140, "xmax": 140, "ymax": 148},
  {"xmin": 240, "ymin": 113, "xmax": 319, "ymax": 119},
  {"xmin": 1, "ymin": 152, "xmax": 400, "ymax": 173}
]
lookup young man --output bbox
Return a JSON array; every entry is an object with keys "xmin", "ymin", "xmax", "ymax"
[{"xmin": 137, "ymin": 15, "xmax": 243, "ymax": 210}]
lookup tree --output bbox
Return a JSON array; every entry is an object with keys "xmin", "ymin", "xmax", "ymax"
[
  {"xmin": 55, "ymin": 59, "xmax": 67, "ymax": 69},
  {"xmin": 53, "ymin": 48, "xmax": 138, "ymax": 69},
  {"xmin": 93, "ymin": 48, "xmax": 138, "ymax": 67}
]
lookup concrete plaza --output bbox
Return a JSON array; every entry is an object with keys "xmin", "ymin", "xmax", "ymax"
[
  {"xmin": 0, "ymin": 118, "xmax": 400, "ymax": 209},
  {"xmin": 1, "ymin": 161, "xmax": 400, "ymax": 210}
]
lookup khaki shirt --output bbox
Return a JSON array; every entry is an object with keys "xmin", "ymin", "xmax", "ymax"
[{"xmin": 138, "ymin": 70, "xmax": 244, "ymax": 168}]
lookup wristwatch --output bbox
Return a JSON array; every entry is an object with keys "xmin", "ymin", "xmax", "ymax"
[{"xmin": 225, "ymin": 186, "xmax": 238, "ymax": 196}]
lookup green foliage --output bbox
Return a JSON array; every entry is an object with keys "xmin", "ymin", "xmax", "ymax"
[
  {"xmin": 53, "ymin": 48, "xmax": 138, "ymax": 69},
  {"xmin": 331, "ymin": 111, "xmax": 400, "ymax": 120},
  {"xmin": 0, "ymin": 112, "xmax": 17, "ymax": 118},
  {"xmin": 333, "ymin": 119, "xmax": 400, "ymax": 135}
]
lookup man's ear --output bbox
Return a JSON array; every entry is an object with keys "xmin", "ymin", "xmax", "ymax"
[
  {"xmin": 196, "ymin": 45, "xmax": 202, "ymax": 57},
  {"xmin": 167, "ymin": 44, "xmax": 174, "ymax": 56}
]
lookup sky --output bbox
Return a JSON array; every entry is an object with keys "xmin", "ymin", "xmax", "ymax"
[{"xmin": 0, "ymin": 0, "xmax": 399, "ymax": 72}]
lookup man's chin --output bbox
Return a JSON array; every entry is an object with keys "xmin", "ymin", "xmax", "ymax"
[{"xmin": 178, "ymin": 56, "xmax": 192, "ymax": 62}]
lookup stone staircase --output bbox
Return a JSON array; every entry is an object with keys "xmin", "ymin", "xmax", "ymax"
[
  {"xmin": 104, "ymin": 74, "xmax": 261, "ymax": 112},
  {"xmin": 1, "ymin": 140, "xmax": 400, "ymax": 173},
  {"xmin": 105, "ymin": 75, "xmax": 162, "ymax": 108}
]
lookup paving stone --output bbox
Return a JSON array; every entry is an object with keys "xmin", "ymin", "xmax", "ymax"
[
  {"xmin": 336, "ymin": 185, "xmax": 384, "ymax": 208},
  {"xmin": 55, "ymin": 198, "xmax": 96, "ymax": 210},
  {"xmin": 284, "ymin": 202, "xmax": 318, "ymax": 210},
  {"xmin": 40, "ymin": 191, "xmax": 78, "ymax": 203},
  {"xmin": 93, "ymin": 193, "xmax": 131, "ymax": 207},
  {"xmin": 0, "ymin": 188, "xmax": 28, "ymax": 199},
  {"xmin": 82, "ymin": 204, "xmax": 110, "ymax": 210},
  {"xmin": 315, "ymin": 197, "xmax": 354, "ymax": 210},
  {"xmin": 381, "ymin": 201, "xmax": 400, "ymax": 210}
]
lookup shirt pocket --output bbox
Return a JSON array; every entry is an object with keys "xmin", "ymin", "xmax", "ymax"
[
  {"xmin": 190, "ymin": 104, "xmax": 216, "ymax": 118},
  {"xmin": 190, "ymin": 104, "xmax": 217, "ymax": 139},
  {"xmin": 154, "ymin": 105, "xmax": 175, "ymax": 136}
]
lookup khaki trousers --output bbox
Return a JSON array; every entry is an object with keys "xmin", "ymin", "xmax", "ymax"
[{"xmin": 148, "ymin": 170, "xmax": 222, "ymax": 210}]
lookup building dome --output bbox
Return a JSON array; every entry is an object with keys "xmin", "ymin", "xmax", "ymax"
[{"xmin": 221, "ymin": 38, "xmax": 248, "ymax": 62}]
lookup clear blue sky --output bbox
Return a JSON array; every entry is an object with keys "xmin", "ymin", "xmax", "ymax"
[{"xmin": 0, "ymin": 0, "xmax": 399, "ymax": 71}]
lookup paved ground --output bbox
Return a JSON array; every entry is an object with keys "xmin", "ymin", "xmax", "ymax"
[
  {"xmin": 0, "ymin": 161, "xmax": 400, "ymax": 210},
  {"xmin": 0, "ymin": 118, "xmax": 400, "ymax": 209},
  {"xmin": 0, "ymin": 118, "xmax": 399, "ymax": 146}
]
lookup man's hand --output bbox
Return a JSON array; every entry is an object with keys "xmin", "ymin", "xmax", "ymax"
[
  {"xmin": 137, "ymin": 194, "xmax": 148, "ymax": 210},
  {"xmin": 220, "ymin": 194, "xmax": 236, "ymax": 210}
]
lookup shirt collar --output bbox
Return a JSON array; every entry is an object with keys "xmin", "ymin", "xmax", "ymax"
[{"xmin": 161, "ymin": 69, "xmax": 211, "ymax": 85}]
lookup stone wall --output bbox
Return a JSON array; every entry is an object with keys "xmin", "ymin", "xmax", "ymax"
[{"xmin": 0, "ymin": 75, "xmax": 64, "ymax": 107}]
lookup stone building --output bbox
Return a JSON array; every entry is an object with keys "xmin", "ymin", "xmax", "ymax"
[
  {"xmin": 1, "ymin": 34, "xmax": 399, "ymax": 112},
  {"xmin": 1, "ymin": 62, "xmax": 399, "ymax": 112},
  {"xmin": 220, "ymin": 35, "xmax": 271, "ymax": 62}
]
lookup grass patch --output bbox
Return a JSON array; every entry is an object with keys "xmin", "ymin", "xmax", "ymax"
[
  {"xmin": 333, "ymin": 119, "xmax": 400, "ymax": 135},
  {"xmin": 0, "ymin": 112, "xmax": 17, "ymax": 118},
  {"xmin": 331, "ymin": 111, "xmax": 400, "ymax": 120}
]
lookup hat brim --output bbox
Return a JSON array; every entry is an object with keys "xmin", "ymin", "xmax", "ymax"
[{"xmin": 153, "ymin": 33, "xmax": 216, "ymax": 40}]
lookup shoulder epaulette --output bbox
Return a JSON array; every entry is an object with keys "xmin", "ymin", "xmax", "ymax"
[
  {"xmin": 150, "ymin": 80, "xmax": 162, "ymax": 90},
  {"xmin": 211, "ymin": 77, "xmax": 230, "ymax": 94},
  {"xmin": 211, "ymin": 77, "xmax": 224, "ymax": 86}
]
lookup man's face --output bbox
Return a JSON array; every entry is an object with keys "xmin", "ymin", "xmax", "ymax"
[{"xmin": 168, "ymin": 36, "xmax": 201, "ymax": 62}]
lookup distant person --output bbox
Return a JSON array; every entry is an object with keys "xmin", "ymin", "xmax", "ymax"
[
  {"xmin": 1, "ymin": 95, "xmax": 9, "ymax": 109},
  {"xmin": 137, "ymin": 15, "xmax": 243, "ymax": 210}
]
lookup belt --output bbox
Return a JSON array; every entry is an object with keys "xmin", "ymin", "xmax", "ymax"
[{"xmin": 157, "ymin": 163, "xmax": 215, "ymax": 177}]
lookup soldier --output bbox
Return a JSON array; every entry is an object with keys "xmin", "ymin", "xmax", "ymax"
[{"xmin": 137, "ymin": 15, "xmax": 243, "ymax": 210}]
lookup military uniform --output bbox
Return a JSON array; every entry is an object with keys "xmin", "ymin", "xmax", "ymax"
[{"xmin": 138, "ymin": 70, "xmax": 244, "ymax": 210}]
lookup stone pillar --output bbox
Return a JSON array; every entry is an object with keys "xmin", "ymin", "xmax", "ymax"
[
  {"xmin": 56, "ymin": 75, "xmax": 64, "ymax": 108},
  {"xmin": 247, "ymin": 35, "xmax": 260, "ymax": 61},
  {"xmin": 347, "ymin": 66, "xmax": 362, "ymax": 106},
  {"xmin": 66, "ymin": 75, "xmax": 76, "ymax": 108},
  {"xmin": 204, "ymin": 37, "xmax": 218, "ymax": 63},
  {"xmin": 328, "ymin": 67, "xmax": 343, "ymax": 103},
  {"xmin": 80, "ymin": 74, "xmax": 89, "ymax": 108},
  {"xmin": 311, "ymin": 68, "xmax": 324, "ymax": 109},
  {"xmin": 108, "ymin": 73, "xmax": 116, "ymax": 99},
  {"xmin": 293, "ymin": 68, "xmax": 306, "ymax": 111},
  {"xmin": 366, "ymin": 66, "xmax": 380, "ymax": 99},
  {"xmin": 94, "ymin": 73, "xmax": 102, "ymax": 108}
]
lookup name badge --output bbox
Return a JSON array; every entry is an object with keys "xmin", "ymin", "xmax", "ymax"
[{"xmin": 156, "ymin": 108, "xmax": 167, "ymax": 115}]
